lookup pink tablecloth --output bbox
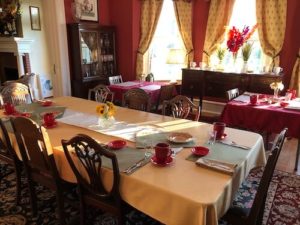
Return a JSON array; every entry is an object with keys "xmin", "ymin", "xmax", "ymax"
[
  {"xmin": 220, "ymin": 100, "xmax": 300, "ymax": 138},
  {"xmin": 108, "ymin": 81, "xmax": 169, "ymax": 104}
]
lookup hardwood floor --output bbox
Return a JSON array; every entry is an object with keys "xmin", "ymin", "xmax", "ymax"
[{"xmin": 277, "ymin": 138, "xmax": 300, "ymax": 175}]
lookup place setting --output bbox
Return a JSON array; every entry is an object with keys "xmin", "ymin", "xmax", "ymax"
[{"xmin": 3, "ymin": 102, "xmax": 32, "ymax": 118}]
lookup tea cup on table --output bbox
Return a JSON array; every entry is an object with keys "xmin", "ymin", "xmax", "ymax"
[
  {"xmin": 43, "ymin": 112, "xmax": 55, "ymax": 126},
  {"xmin": 250, "ymin": 95, "xmax": 258, "ymax": 105},
  {"xmin": 4, "ymin": 103, "xmax": 16, "ymax": 115},
  {"xmin": 154, "ymin": 143, "xmax": 172, "ymax": 164},
  {"xmin": 213, "ymin": 122, "xmax": 226, "ymax": 140}
]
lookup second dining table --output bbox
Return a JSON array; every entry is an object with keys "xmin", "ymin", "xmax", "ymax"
[
  {"xmin": 220, "ymin": 92, "xmax": 300, "ymax": 170},
  {"xmin": 3, "ymin": 96, "xmax": 266, "ymax": 225},
  {"xmin": 108, "ymin": 80, "xmax": 170, "ymax": 104}
]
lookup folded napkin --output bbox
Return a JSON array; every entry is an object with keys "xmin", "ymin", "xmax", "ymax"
[
  {"xmin": 233, "ymin": 94, "xmax": 250, "ymax": 103},
  {"xmin": 196, "ymin": 158, "xmax": 237, "ymax": 175}
]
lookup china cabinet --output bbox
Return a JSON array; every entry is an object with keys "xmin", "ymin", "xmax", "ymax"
[
  {"xmin": 67, "ymin": 23, "xmax": 116, "ymax": 98},
  {"xmin": 181, "ymin": 69, "xmax": 283, "ymax": 104}
]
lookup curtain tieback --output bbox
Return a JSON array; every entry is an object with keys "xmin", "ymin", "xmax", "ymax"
[
  {"xmin": 186, "ymin": 49, "xmax": 194, "ymax": 55},
  {"xmin": 137, "ymin": 51, "xmax": 143, "ymax": 55},
  {"xmin": 272, "ymin": 53, "xmax": 280, "ymax": 59},
  {"xmin": 297, "ymin": 54, "xmax": 300, "ymax": 58},
  {"xmin": 203, "ymin": 51, "xmax": 210, "ymax": 57}
]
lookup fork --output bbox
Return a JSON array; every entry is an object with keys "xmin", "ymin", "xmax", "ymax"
[{"xmin": 124, "ymin": 152, "xmax": 152, "ymax": 174}]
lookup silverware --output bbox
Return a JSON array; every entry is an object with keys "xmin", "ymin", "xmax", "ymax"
[
  {"xmin": 202, "ymin": 159, "xmax": 233, "ymax": 171},
  {"xmin": 218, "ymin": 140, "xmax": 251, "ymax": 150},
  {"xmin": 124, "ymin": 152, "xmax": 152, "ymax": 174}
]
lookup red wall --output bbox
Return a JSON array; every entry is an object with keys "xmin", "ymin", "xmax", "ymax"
[
  {"xmin": 64, "ymin": 0, "xmax": 299, "ymax": 86},
  {"xmin": 192, "ymin": 1, "xmax": 210, "ymax": 63}
]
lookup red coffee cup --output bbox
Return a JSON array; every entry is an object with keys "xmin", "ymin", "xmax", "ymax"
[
  {"xmin": 213, "ymin": 122, "xmax": 226, "ymax": 140},
  {"xmin": 154, "ymin": 143, "xmax": 171, "ymax": 164},
  {"xmin": 43, "ymin": 112, "xmax": 55, "ymax": 126},
  {"xmin": 4, "ymin": 103, "xmax": 16, "ymax": 115},
  {"xmin": 250, "ymin": 95, "xmax": 258, "ymax": 105}
]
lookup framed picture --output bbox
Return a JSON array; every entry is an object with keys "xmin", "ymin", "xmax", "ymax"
[
  {"xmin": 76, "ymin": 0, "xmax": 98, "ymax": 22},
  {"xmin": 29, "ymin": 6, "xmax": 41, "ymax": 30}
]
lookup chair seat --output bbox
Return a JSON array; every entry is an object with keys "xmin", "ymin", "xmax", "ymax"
[{"xmin": 227, "ymin": 167, "xmax": 263, "ymax": 217}]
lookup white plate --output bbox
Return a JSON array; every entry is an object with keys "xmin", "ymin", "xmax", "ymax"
[{"xmin": 168, "ymin": 132, "xmax": 193, "ymax": 143}]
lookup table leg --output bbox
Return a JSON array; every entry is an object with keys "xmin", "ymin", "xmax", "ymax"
[{"xmin": 295, "ymin": 139, "xmax": 300, "ymax": 171}]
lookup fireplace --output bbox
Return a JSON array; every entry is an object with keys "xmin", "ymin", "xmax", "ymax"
[{"xmin": 0, "ymin": 37, "xmax": 33, "ymax": 84}]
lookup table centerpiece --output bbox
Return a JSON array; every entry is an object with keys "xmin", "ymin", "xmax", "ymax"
[{"xmin": 96, "ymin": 101, "xmax": 116, "ymax": 128}]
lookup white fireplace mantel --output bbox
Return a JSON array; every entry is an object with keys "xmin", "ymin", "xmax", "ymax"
[{"xmin": 0, "ymin": 37, "xmax": 34, "ymax": 76}]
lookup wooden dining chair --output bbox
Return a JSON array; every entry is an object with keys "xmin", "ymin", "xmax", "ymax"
[
  {"xmin": 221, "ymin": 128, "xmax": 288, "ymax": 225},
  {"xmin": 226, "ymin": 88, "xmax": 240, "ymax": 101},
  {"xmin": 162, "ymin": 95, "xmax": 201, "ymax": 121},
  {"xmin": 1, "ymin": 82, "xmax": 33, "ymax": 105},
  {"xmin": 109, "ymin": 75, "xmax": 123, "ymax": 85},
  {"xmin": 155, "ymin": 84, "xmax": 176, "ymax": 112},
  {"xmin": 122, "ymin": 88, "xmax": 151, "ymax": 112},
  {"xmin": 0, "ymin": 118, "xmax": 22, "ymax": 205},
  {"xmin": 88, "ymin": 84, "xmax": 114, "ymax": 103},
  {"xmin": 61, "ymin": 134, "xmax": 125, "ymax": 225},
  {"xmin": 10, "ymin": 117, "xmax": 70, "ymax": 225}
]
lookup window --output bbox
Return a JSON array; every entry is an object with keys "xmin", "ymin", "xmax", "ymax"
[
  {"xmin": 210, "ymin": 0, "xmax": 266, "ymax": 72},
  {"xmin": 145, "ymin": 0, "xmax": 185, "ymax": 81}
]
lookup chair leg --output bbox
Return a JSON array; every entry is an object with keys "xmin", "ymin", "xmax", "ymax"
[
  {"xmin": 14, "ymin": 162, "xmax": 22, "ymax": 205},
  {"xmin": 80, "ymin": 199, "xmax": 86, "ymax": 225},
  {"xmin": 56, "ymin": 189, "xmax": 66, "ymax": 225},
  {"xmin": 26, "ymin": 177, "xmax": 37, "ymax": 216}
]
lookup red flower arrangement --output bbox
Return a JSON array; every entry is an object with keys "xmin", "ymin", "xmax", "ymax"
[{"xmin": 226, "ymin": 24, "xmax": 257, "ymax": 53}]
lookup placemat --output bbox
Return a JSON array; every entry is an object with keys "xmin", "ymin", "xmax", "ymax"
[
  {"xmin": 101, "ymin": 146, "xmax": 151, "ymax": 175},
  {"xmin": 136, "ymin": 132, "xmax": 196, "ymax": 148},
  {"xmin": 16, "ymin": 102, "xmax": 66, "ymax": 121}
]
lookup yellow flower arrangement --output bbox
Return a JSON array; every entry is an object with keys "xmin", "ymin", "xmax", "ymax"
[
  {"xmin": 270, "ymin": 81, "xmax": 284, "ymax": 91},
  {"xmin": 96, "ymin": 101, "xmax": 116, "ymax": 119}
]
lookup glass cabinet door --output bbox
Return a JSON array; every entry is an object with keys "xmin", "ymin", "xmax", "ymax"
[{"xmin": 80, "ymin": 31, "xmax": 100, "ymax": 79}]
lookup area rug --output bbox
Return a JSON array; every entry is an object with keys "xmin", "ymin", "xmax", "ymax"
[
  {"xmin": 0, "ymin": 161, "xmax": 162, "ymax": 225},
  {"xmin": 1, "ymin": 161, "xmax": 299, "ymax": 225}
]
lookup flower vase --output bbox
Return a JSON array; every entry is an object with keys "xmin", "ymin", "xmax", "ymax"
[
  {"xmin": 98, "ymin": 116, "xmax": 115, "ymax": 129},
  {"xmin": 273, "ymin": 89, "xmax": 279, "ymax": 99},
  {"xmin": 231, "ymin": 52, "xmax": 238, "ymax": 72},
  {"xmin": 242, "ymin": 61, "xmax": 248, "ymax": 73}
]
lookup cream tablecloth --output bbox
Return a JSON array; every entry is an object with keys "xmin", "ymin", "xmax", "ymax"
[{"xmin": 2, "ymin": 96, "xmax": 266, "ymax": 225}]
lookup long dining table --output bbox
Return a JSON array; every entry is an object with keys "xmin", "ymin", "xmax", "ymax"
[{"xmin": 2, "ymin": 96, "xmax": 266, "ymax": 225}]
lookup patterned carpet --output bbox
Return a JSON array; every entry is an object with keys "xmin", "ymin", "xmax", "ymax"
[
  {"xmin": 0, "ymin": 162, "xmax": 162, "ymax": 225},
  {"xmin": 1, "ymin": 161, "xmax": 300, "ymax": 225}
]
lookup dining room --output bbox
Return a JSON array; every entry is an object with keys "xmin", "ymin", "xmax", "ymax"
[{"xmin": 0, "ymin": 0, "xmax": 300, "ymax": 225}]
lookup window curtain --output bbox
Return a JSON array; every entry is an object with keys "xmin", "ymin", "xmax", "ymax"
[
  {"xmin": 202, "ymin": 0, "xmax": 235, "ymax": 65},
  {"xmin": 289, "ymin": 50, "xmax": 300, "ymax": 96},
  {"xmin": 256, "ymin": 0, "xmax": 287, "ymax": 68},
  {"xmin": 136, "ymin": 0, "xmax": 163, "ymax": 79},
  {"xmin": 173, "ymin": 0, "xmax": 194, "ymax": 64}
]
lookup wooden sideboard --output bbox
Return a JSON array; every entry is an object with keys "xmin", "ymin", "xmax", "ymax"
[{"xmin": 181, "ymin": 69, "xmax": 283, "ymax": 104}]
